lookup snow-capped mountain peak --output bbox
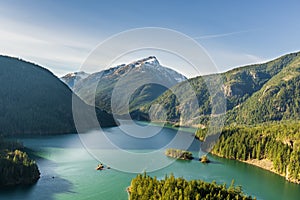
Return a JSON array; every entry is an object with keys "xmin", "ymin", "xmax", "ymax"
[
  {"xmin": 142, "ymin": 56, "xmax": 160, "ymax": 66},
  {"xmin": 127, "ymin": 56, "xmax": 160, "ymax": 68},
  {"xmin": 62, "ymin": 56, "xmax": 187, "ymax": 90},
  {"xmin": 60, "ymin": 71, "xmax": 90, "ymax": 89},
  {"xmin": 62, "ymin": 71, "xmax": 89, "ymax": 79}
]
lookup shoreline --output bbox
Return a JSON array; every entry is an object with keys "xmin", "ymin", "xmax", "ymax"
[
  {"xmin": 211, "ymin": 151, "xmax": 300, "ymax": 184},
  {"xmin": 136, "ymin": 120, "xmax": 300, "ymax": 184},
  {"xmin": 135, "ymin": 120, "xmax": 198, "ymax": 134},
  {"xmin": 241, "ymin": 159, "xmax": 300, "ymax": 184}
]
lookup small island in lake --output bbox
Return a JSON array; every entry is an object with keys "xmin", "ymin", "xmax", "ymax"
[
  {"xmin": 165, "ymin": 148, "xmax": 193, "ymax": 160},
  {"xmin": 200, "ymin": 155, "xmax": 210, "ymax": 163}
]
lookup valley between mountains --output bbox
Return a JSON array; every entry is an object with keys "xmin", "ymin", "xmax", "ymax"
[
  {"xmin": 0, "ymin": 52, "xmax": 300, "ymax": 192},
  {"xmin": 61, "ymin": 52, "xmax": 300, "ymax": 184}
]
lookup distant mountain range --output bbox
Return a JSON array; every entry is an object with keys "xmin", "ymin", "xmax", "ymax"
[
  {"xmin": 0, "ymin": 55, "xmax": 116, "ymax": 135},
  {"xmin": 61, "ymin": 56, "xmax": 187, "ymax": 114},
  {"xmin": 2, "ymin": 51, "xmax": 299, "ymax": 135},
  {"xmin": 60, "ymin": 71, "xmax": 90, "ymax": 89}
]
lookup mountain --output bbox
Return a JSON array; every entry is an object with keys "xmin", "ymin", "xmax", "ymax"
[
  {"xmin": 0, "ymin": 55, "xmax": 117, "ymax": 135},
  {"xmin": 228, "ymin": 52, "xmax": 300, "ymax": 124},
  {"xmin": 137, "ymin": 51, "xmax": 300, "ymax": 126},
  {"xmin": 68, "ymin": 56, "xmax": 187, "ymax": 114},
  {"xmin": 60, "ymin": 71, "xmax": 90, "ymax": 89}
]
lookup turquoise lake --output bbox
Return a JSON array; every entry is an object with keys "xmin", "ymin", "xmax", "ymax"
[{"xmin": 1, "ymin": 123, "xmax": 300, "ymax": 200}]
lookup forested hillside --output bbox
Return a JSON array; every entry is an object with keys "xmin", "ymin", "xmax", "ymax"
[
  {"xmin": 128, "ymin": 173, "xmax": 254, "ymax": 200},
  {"xmin": 0, "ymin": 137, "xmax": 40, "ymax": 186},
  {"xmin": 137, "ymin": 52, "xmax": 300, "ymax": 127},
  {"xmin": 228, "ymin": 54, "xmax": 300, "ymax": 124},
  {"xmin": 0, "ymin": 55, "xmax": 116, "ymax": 135},
  {"xmin": 212, "ymin": 121, "xmax": 300, "ymax": 183}
]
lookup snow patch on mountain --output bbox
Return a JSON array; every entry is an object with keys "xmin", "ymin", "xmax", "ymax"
[
  {"xmin": 62, "ymin": 56, "xmax": 187, "ymax": 90},
  {"xmin": 60, "ymin": 71, "xmax": 90, "ymax": 89}
]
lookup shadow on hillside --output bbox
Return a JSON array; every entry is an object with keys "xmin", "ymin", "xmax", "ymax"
[{"xmin": 0, "ymin": 149, "xmax": 75, "ymax": 200}]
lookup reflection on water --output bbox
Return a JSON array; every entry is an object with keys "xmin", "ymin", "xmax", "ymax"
[
  {"xmin": 1, "ymin": 125, "xmax": 300, "ymax": 200},
  {"xmin": 0, "ymin": 154, "xmax": 73, "ymax": 200}
]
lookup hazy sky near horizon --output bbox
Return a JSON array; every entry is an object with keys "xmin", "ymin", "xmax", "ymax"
[{"xmin": 0, "ymin": 0, "xmax": 299, "ymax": 77}]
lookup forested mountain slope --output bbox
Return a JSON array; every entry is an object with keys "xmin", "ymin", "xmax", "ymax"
[
  {"xmin": 0, "ymin": 56, "xmax": 116, "ymax": 135},
  {"xmin": 138, "ymin": 52, "xmax": 300, "ymax": 126},
  {"xmin": 228, "ymin": 53, "xmax": 300, "ymax": 124}
]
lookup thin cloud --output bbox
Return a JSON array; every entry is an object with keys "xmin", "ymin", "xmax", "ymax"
[
  {"xmin": 209, "ymin": 50, "xmax": 266, "ymax": 73},
  {"xmin": 0, "ymin": 17, "xmax": 99, "ymax": 77},
  {"xmin": 193, "ymin": 30, "xmax": 255, "ymax": 40}
]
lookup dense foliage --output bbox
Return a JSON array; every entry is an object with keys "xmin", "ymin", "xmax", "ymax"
[
  {"xmin": 165, "ymin": 148, "xmax": 193, "ymax": 160},
  {"xmin": 223, "ymin": 52, "xmax": 298, "ymax": 110},
  {"xmin": 212, "ymin": 121, "xmax": 300, "ymax": 183},
  {"xmin": 129, "ymin": 173, "xmax": 254, "ymax": 200},
  {"xmin": 195, "ymin": 128, "xmax": 207, "ymax": 141},
  {"xmin": 0, "ymin": 137, "xmax": 40, "ymax": 186},
  {"xmin": 129, "ymin": 84, "xmax": 169, "ymax": 112},
  {"xmin": 138, "ymin": 52, "xmax": 300, "ymax": 126},
  {"xmin": 228, "ymin": 54, "xmax": 300, "ymax": 125},
  {"xmin": 139, "ymin": 76, "xmax": 210, "ymax": 125},
  {"xmin": 0, "ymin": 55, "xmax": 116, "ymax": 135}
]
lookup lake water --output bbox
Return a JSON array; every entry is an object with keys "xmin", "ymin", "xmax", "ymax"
[{"xmin": 1, "ymin": 123, "xmax": 300, "ymax": 200}]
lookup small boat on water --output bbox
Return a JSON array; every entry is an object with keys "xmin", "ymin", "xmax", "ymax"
[{"xmin": 96, "ymin": 163, "xmax": 104, "ymax": 170}]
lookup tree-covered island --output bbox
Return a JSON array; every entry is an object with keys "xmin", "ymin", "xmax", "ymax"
[{"xmin": 165, "ymin": 148, "xmax": 193, "ymax": 160}]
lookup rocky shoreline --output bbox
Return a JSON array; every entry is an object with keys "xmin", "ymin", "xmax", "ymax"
[
  {"xmin": 242, "ymin": 159, "xmax": 300, "ymax": 184},
  {"xmin": 211, "ymin": 151, "xmax": 300, "ymax": 185}
]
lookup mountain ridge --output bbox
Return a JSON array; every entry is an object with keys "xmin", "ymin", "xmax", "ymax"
[
  {"xmin": 136, "ymin": 51, "xmax": 300, "ymax": 126},
  {"xmin": 63, "ymin": 56, "xmax": 187, "ymax": 114},
  {"xmin": 0, "ymin": 55, "xmax": 117, "ymax": 135},
  {"xmin": 228, "ymin": 52, "xmax": 300, "ymax": 124}
]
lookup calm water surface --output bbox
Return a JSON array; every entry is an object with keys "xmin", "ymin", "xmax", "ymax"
[{"xmin": 0, "ymin": 124, "xmax": 299, "ymax": 200}]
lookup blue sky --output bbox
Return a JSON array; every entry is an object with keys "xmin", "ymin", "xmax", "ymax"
[{"xmin": 0, "ymin": 0, "xmax": 299, "ymax": 77}]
